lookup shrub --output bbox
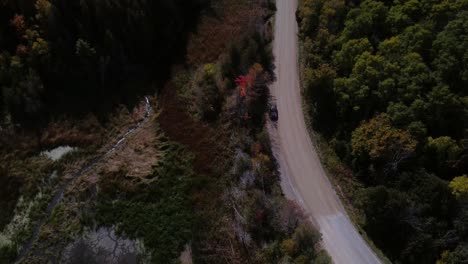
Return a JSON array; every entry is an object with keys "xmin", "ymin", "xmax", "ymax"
[{"xmin": 0, "ymin": 243, "xmax": 17, "ymax": 263}]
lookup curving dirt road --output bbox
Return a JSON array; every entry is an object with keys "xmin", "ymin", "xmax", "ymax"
[{"xmin": 268, "ymin": 1, "xmax": 382, "ymax": 263}]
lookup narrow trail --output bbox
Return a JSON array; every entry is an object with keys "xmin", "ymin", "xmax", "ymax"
[
  {"xmin": 268, "ymin": 1, "xmax": 382, "ymax": 263},
  {"xmin": 15, "ymin": 97, "xmax": 152, "ymax": 263}
]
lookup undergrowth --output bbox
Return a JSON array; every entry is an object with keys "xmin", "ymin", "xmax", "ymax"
[{"xmin": 96, "ymin": 142, "xmax": 195, "ymax": 264}]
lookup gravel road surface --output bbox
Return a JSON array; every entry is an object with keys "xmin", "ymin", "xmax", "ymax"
[{"xmin": 268, "ymin": 1, "xmax": 382, "ymax": 263}]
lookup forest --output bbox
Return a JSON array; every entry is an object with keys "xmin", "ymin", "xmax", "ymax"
[
  {"xmin": 0, "ymin": 0, "xmax": 332, "ymax": 263},
  {"xmin": 0, "ymin": 0, "xmax": 208, "ymax": 125},
  {"xmin": 297, "ymin": 0, "xmax": 467, "ymax": 263}
]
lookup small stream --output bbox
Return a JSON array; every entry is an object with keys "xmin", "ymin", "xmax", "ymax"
[{"xmin": 15, "ymin": 97, "xmax": 152, "ymax": 263}]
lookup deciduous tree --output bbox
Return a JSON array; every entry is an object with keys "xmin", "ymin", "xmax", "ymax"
[
  {"xmin": 449, "ymin": 175, "xmax": 468, "ymax": 198},
  {"xmin": 352, "ymin": 114, "xmax": 416, "ymax": 161}
]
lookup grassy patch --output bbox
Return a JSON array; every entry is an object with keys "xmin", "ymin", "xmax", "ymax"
[{"xmin": 96, "ymin": 142, "xmax": 195, "ymax": 264}]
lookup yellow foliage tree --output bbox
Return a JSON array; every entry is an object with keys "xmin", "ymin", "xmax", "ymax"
[
  {"xmin": 32, "ymin": 37, "xmax": 49, "ymax": 56},
  {"xmin": 203, "ymin": 63, "xmax": 216, "ymax": 78},
  {"xmin": 435, "ymin": 250, "xmax": 450, "ymax": 264},
  {"xmin": 449, "ymin": 175, "xmax": 468, "ymax": 198},
  {"xmin": 281, "ymin": 238, "xmax": 298, "ymax": 256},
  {"xmin": 35, "ymin": 0, "xmax": 52, "ymax": 20},
  {"xmin": 10, "ymin": 55, "xmax": 22, "ymax": 68}
]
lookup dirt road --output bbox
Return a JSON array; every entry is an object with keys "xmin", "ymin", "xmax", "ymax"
[{"xmin": 268, "ymin": 1, "xmax": 382, "ymax": 263}]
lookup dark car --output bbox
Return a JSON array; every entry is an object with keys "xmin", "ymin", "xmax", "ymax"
[{"xmin": 269, "ymin": 104, "xmax": 278, "ymax": 121}]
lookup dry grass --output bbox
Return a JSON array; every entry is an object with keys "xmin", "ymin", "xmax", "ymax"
[
  {"xmin": 0, "ymin": 116, "xmax": 102, "ymax": 158},
  {"xmin": 100, "ymin": 122, "xmax": 160, "ymax": 179},
  {"xmin": 77, "ymin": 120, "xmax": 162, "ymax": 188},
  {"xmin": 39, "ymin": 115, "xmax": 103, "ymax": 148},
  {"xmin": 70, "ymin": 99, "xmax": 163, "ymax": 190}
]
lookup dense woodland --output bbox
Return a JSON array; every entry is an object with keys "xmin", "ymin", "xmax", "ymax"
[
  {"xmin": 0, "ymin": 0, "xmax": 331, "ymax": 263},
  {"xmin": 0, "ymin": 1, "xmax": 207, "ymax": 260},
  {"xmin": 3, "ymin": 0, "xmax": 467, "ymax": 263},
  {"xmin": 297, "ymin": 0, "xmax": 467, "ymax": 263},
  {"xmin": 0, "ymin": 0, "xmax": 208, "ymax": 125}
]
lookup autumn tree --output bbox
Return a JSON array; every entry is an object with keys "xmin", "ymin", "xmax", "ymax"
[
  {"xmin": 352, "ymin": 114, "xmax": 417, "ymax": 175},
  {"xmin": 35, "ymin": 0, "xmax": 52, "ymax": 21},
  {"xmin": 449, "ymin": 175, "xmax": 468, "ymax": 198},
  {"xmin": 234, "ymin": 63, "xmax": 270, "ymax": 126},
  {"xmin": 10, "ymin": 14, "xmax": 26, "ymax": 34}
]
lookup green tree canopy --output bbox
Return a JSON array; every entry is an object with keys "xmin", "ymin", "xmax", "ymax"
[
  {"xmin": 432, "ymin": 11, "xmax": 468, "ymax": 93},
  {"xmin": 340, "ymin": 0, "xmax": 388, "ymax": 42},
  {"xmin": 333, "ymin": 38, "xmax": 373, "ymax": 75}
]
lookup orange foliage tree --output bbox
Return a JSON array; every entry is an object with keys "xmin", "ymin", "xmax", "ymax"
[{"xmin": 352, "ymin": 114, "xmax": 417, "ymax": 171}]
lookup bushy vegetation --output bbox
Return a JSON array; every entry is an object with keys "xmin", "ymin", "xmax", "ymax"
[
  {"xmin": 1, "ymin": 1, "xmax": 328, "ymax": 263},
  {"xmin": 166, "ymin": 1, "xmax": 328, "ymax": 262},
  {"xmin": 93, "ymin": 1, "xmax": 329, "ymax": 262},
  {"xmin": 297, "ymin": 0, "xmax": 468, "ymax": 262},
  {"xmin": 190, "ymin": 128, "xmax": 330, "ymax": 263},
  {"xmin": 96, "ymin": 142, "xmax": 194, "ymax": 263},
  {"xmin": 0, "ymin": 243, "xmax": 16, "ymax": 264},
  {"xmin": 0, "ymin": 154, "xmax": 53, "ymax": 230}
]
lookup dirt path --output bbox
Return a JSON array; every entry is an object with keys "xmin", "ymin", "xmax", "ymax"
[{"xmin": 268, "ymin": 1, "xmax": 381, "ymax": 263}]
